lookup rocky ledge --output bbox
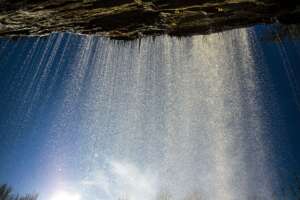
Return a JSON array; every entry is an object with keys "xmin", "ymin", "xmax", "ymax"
[{"xmin": 0, "ymin": 0, "xmax": 300, "ymax": 39}]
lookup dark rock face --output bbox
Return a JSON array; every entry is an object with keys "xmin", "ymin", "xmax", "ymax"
[{"xmin": 0, "ymin": 0, "xmax": 299, "ymax": 39}]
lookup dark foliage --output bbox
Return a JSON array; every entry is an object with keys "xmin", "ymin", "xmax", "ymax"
[{"xmin": 0, "ymin": 184, "xmax": 38, "ymax": 200}]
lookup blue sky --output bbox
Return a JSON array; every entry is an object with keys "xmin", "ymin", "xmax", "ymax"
[{"xmin": 0, "ymin": 26, "xmax": 300, "ymax": 200}]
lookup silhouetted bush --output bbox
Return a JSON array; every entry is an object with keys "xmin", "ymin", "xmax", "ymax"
[{"xmin": 0, "ymin": 184, "xmax": 38, "ymax": 200}]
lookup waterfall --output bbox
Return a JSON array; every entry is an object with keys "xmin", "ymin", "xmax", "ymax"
[{"xmin": 0, "ymin": 29, "xmax": 278, "ymax": 200}]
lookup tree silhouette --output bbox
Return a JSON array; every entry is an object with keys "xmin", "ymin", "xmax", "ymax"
[
  {"xmin": 0, "ymin": 184, "xmax": 38, "ymax": 200},
  {"xmin": 0, "ymin": 184, "xmax": 12, "ymax": 200}
]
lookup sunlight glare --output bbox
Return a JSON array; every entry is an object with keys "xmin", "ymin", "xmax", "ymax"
[{"xmin": 50, "ymin": 191, "xmax": 81, "ymax": 200}]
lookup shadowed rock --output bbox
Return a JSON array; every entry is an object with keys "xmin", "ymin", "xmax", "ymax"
[{"xmin": 0, "ymin": 0, "xmax": 299, "ymax": 39}]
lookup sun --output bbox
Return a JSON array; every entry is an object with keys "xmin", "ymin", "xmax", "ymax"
[{"xmin": 50, "ymin": 191, "xmax": 81, "ymax": 200}]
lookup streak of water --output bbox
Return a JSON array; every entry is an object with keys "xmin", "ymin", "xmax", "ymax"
[{"xmin": 0, "ymin": 29, "xmax": 284, "ymax": 200}]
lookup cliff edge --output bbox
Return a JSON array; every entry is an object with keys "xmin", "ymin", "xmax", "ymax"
[{"xmin": 0, "ymin": 0, "xmax": 299, "ymax": 39}]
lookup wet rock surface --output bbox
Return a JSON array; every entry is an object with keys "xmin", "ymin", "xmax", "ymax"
[{"xmin": 0, "ymin": 0, "xmax": 300, "ymax": 39}]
